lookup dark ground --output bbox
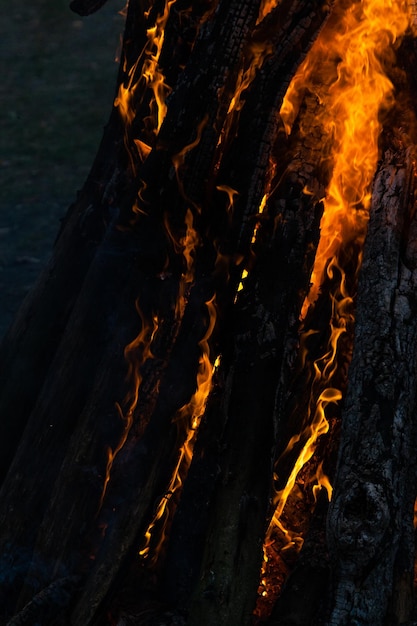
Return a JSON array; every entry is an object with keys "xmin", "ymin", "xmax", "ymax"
[{"xmin": 0, "ymin": 0, "xmax": 126, "ymax": 339}]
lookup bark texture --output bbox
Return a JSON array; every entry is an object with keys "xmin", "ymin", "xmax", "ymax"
[
  {"xmin": 2, "ymin": 2, "xmax": 417, "ymax": 626},
  {"xmin": 326, "ymin": 145, "xmax": 417, "ymax": 626}
]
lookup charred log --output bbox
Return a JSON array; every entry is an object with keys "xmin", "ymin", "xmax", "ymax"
[
  {"xmin": 2, "ymin": 2, "xmax": 417, "ymax": 626},
  {"xmin": 326, "ymin": 144, "xmax": 417, "ymax": 626}
]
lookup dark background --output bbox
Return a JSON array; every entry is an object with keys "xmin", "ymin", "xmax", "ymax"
[{"xmin": 0, "ymin": 0, "xmax": 126, "ymax": 338}]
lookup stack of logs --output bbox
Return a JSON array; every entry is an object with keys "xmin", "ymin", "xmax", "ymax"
[{"xmin": 1, "ymin": 1, "xmax": 417, "ymax": 625}]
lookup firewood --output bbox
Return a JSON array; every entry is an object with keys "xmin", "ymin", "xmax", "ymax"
[{"xmin": 326, "ymin": 143, "xmax": 417, "ymax": 626}]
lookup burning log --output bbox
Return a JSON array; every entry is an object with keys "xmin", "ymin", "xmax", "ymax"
[
  {"xmin": 0, "ymin": 0, "xmax": 151, "ymax": 487},
  {"xmin": 326, "ymin": 143, "xmax": 417, "ymax": 625},
  {"xmin": 1, "ymin": 1, "xmax": 417, "ymax": 625}
]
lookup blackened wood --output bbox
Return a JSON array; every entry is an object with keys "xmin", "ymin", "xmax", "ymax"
[
  {"xmin": 0, "ymin": 224, "xmax": 158, "ymax": 617},
  {"xmin": 0, "ymin": 1, "xmax": 263, "ymax": 621},
  {"xmin": 182, "ymin": 180, "xmax": 323, "ymax": 626},
  {"xmin": 267, "ymin": 493, "xmax": 330, "ymax": 626},
  {"xmin": 0, "ymin": 0, "xmax": 152, "ymax": 488},
  {"xmin": 162, "ymin": 88, "xmax": 331, "ymax": 625},
  {"xmin": 326, "ymin": 146, "xmax": 417, "ymax": 626},
  {"xmin": 66, "ymin": 283, "xmax": 214, "ymax": 625},
  {"xmin": 214, "ymin": 0, "xmax": 334, "ymax": 256}
]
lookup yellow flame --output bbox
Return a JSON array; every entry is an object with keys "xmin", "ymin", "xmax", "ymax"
[{"xmin": 282, "ymin": 0, "xmax": 410, "ymax": 312}]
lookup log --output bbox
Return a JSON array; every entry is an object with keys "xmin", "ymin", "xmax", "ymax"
[
  {"xmin": 0, "ymin": 2, "xmax": 268, "ymax": 623},
  {"xmin": 161, "ymin": 105, "xmax": 329, "ymax": 626},
  {"xmin": 3, "ymin": 3, "xmax": 417, "ymax": 626},
  {"xmin": 185, "ymin": 185, "xmax": 323, "ymax": 626},
  {"xmin": 0, "ymin": 0, "xmax": 152, "ymax": 487},
  {"xmin": 326, "ymin": 144, "xmax": 417, "ymax": 625}
]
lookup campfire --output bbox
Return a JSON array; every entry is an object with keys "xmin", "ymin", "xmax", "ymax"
[{"xmin": 1, "ymin": 0, "xmax": 417, "ymax": 624}]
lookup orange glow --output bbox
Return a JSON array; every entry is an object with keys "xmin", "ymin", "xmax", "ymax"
[
  {"xmin": 114, "ymin": 1, "xmax": 177, "ymax": 173},
  {"xmin": 139, "ymin": 297, "xmax": 217, "ymax": 564},
  {"xmin": 257, "ymin": 0, "xmax": 280, "ymax": 24},
  {"xmin": 261, "ymin": 0, "xmax": 412, "ymax": 603},
  {"xmin": 227, "ymin": 40, "xmax": 274, "ymax": 117},
  {"xmin": 134, "ymin": 138, "xmax": 152, "ymax": 162},
  {"xmin": 282, "ymin": 0, "xmax": 410, "ymax": 313},
  {"xmin": 216, "ymin": 185, "xmax": 239, "ymax": 213},
  {"xmin": 142, "ymin": 0, "xmax": 177, "ymax": 133},
  {"xmin": 172, "ymin": 115, "xmax": 209, "ymax": 187},
  {"xmin": 100, "ymin": 310, "xmax": 159, "ymax": 508}
]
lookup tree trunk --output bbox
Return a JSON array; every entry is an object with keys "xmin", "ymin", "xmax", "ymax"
[
  {"xmin": 326, "ymin": 143, "xmax": 417, "ymax": 626},
  {"xmin": 2, "ymin": 2, "xmax": 417, "ymax": 626}
]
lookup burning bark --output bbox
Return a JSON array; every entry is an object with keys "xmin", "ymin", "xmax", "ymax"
[
  {"xmin": 326, "ymin": 145, "xmax": 417, "ymax": 625},
  {"xmin": 1, "ymin": 1, "xmax": 417, "ymax": 625}
]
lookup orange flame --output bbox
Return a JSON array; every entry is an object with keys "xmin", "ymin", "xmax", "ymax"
[
  {"xmin": 257, "ymin": 0, "xmax": 280, "ymax": 24},
  {"xmin": 142, "ymin": 0, "xmax": 177, "ymax": 134},
  {"xmin": 216, "ymin": 185, "xmax": 239, "ymax": 213},
  {"xmin": 99, "ymin": 310, "xmax": 159, "ymax": 509},
  {"xmin": 261, "ymin": 0, "xmax": 412, "ymax": 599},
  {"xmin": 172, "ymin": 115, "xmax": 209, "ymax": 189},
  {"xmin": 139, "ymin": 296, "xmax": 217, "ymax": 563},
  {"xmin": 283, "ymin": 0, "xmax": 410, "ymax": 312},
  {"xmin": 114, "ymin": 1, "xmax": 177, "ymax": 173}
]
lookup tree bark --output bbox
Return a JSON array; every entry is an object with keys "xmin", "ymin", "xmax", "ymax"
[
  {"xmin": 2, "ymin": 3, "xmax": 417, "ymax": 626},
  {"xmin": 326, "ymin": 144, "xmax": 417, "ymax": 626},
  {"xmin": 0, "ymin": 0, "xmax": 151, "ymax": 487}
]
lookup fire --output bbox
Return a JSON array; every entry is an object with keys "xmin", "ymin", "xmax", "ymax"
[
  {"xmin": 257, "ymin": 0, "xmax": 280, "ymax": 24},
  {"xmin": 139, "ymin": 296, "xmax": 217, "ymax": 564},
  {"xmin": 142, "ymin": 0, "xmax": 177, "ymax": 134},
  {"xmin": 114, "ymin": 1, "xmax": 177, "ymax": 172},
  {"xmin": 99, "ymin": 310, "xmax": 159, "ymax": 508},
  {"xmin": 283, "ymin": 0, "xmax": 410, "ymax": 311},
  {"xmin": 259, "ymin": 0, "xmax": 412, "ymax": 608},
  {"xmin": 172, "ymin": 114, "xmax": 209, "ymax": 197}
]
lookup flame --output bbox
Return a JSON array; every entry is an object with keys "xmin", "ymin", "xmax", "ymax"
[
  {"xmin": 142, "ymin": 0, "xmax": 177, "ymax": 134},
  {"xmin": 227, "ymin": 40, "xmax": 274, "ymax": 117},
  {"xmin": 270, "ymin": 386, "xmax": 341, "ymax": 530},
  {"xmin": 139, "ymin": 296, "xmax": 217, "ymax": 564},
  {"xmin": 282, "ymin": 0, "xmax": 410, "ymax": 312},
  {"xmin": 257, "ymin": 0, "xmax": 280, "ymax": 24},
  {"xmin": 114, "ymin": 1, "xmax": 177, "ymax": 173},
  {"xmin": 216, "ymin": 185, "xmax": 239, "ymax": 213},
  {"xmin": 234, "ymin": 192, "xmax": 267, "ymax": 300},
  {"xmin": 259, "ymin": 0, "xmax": 412, "ymax": 608},
  {"xmin": 172, "ymin": 115, "xmax": 209, "ymax": 188},
  {"xmin": 134, "ymin": 138, "xmax": 152, "ymax": 161},
  {"xmin": 99, "ymin": 310, "xmax": 159, "ymax": 508}
]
